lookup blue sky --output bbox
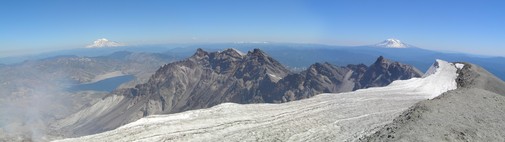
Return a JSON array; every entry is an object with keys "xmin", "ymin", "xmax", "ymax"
[{"xmin": 0, "ymin": 0, "xmax": 504, "ymax": 57}]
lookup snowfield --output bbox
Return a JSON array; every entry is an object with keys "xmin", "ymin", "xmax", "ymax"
[{"xmin": 55, "ymin": 60, "xmax": 460, "ymax": 142}]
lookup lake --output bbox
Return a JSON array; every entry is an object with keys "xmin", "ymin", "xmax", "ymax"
[{"xmin": 69, "ymin": 75, "xmax": 135, "ymax": 92}]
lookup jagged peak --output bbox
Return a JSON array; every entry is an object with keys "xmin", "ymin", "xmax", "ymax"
[
  {"xmin": 247, "ymin": 48, "xmax": 268, "ymax": 57},
  {"xmin": 193, "ymin": 48, "xmax": 267, "ymax": 59},
  {"xmin": 423, "ymin": 59, "xmax": 441, "ymax": 77},
  {"xmin": 309, "ymin": 62, "xmax": 333, "ymax": 69},
  {"xmin": 374, "ymin": 56, "xmax": 393, "ymax": 65},
  {"xmin": 219, "ymin": 48, "xmax": 245, "ymax": 58},
  {"xmin": 192, "ymin": 48, "xmax": 209, "ymax": 58},
  {"xmin": 347, "ymin": 63, "xmax": 367, "ymax": 68},
  {"xmin": 370, "ymin": 56, "xmax": 423, "ymax": 76},
  {"xmin": 312, "ymin": 62, "xmax": 324, "ymax": 67},
  {"xmin": 230, "ymin": 48, "xmax": 246, "ymax": 56},
  {"xmin": 377, "ymin": 55, "xmax": 384, "ymax": 61}
]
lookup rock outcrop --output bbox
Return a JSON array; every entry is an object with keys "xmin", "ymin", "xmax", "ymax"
[
  {"xmin": 54, "ymin": 48, "xmax": 423, "ymax": 137},
  {"xmin": 361, "ymin": 63, "xmax": 505, "ymax": 142},
  {"xmin": 356, "ymin": 56, "xmax": 423, "ymax": 89},
  {"xmin": 266, "ymin": 56, "xmax": 423, "ymax": 103}
]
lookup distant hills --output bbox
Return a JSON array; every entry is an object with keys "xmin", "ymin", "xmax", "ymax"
[
  {"xmin": 166, "ymin": 41, "xmax": 505, "ymax": 80},
  {"xmin": 2, "ymin": 39, "xmax": 504, "ymax": 89},
  {"xmin": 2, "ymin": 39, "xmax": 503, "ymax": 81}
]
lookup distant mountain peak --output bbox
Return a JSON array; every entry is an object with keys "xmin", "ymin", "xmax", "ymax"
[
  {"xmin": 230, "ymin": 48, "xmax": 245, "ymax": 56},
  {"xmin": 193, "ymin": 48, "xmax": 209, "ymax": 58},
  {"xmin": 86, "ymin": 38, "xmax": 125, "ymax": 48},
  {"xmin": 248, "ymin": 48, "xmax": 268, "ymax": 57},
  {"xmin": 374, "ymin": 55, "xmax": 392, "ymax": 64},
  {"xmin": 375, "ymin": 38, "xmax": 410, "ymax": 48},
  {"xmin": 219, "ymin": 48, "xmax": 245, "ymax": 57}
]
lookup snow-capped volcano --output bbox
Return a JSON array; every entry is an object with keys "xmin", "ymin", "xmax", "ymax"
[
  {"xmin": 86, "ymin": 38, "xmax": 125, "ymax": 48},
  {"xmin": 375, "ymin": 38, "xmax": 411, "ymax": 48}
]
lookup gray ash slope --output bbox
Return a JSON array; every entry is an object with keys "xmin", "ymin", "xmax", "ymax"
[
  {"xmin": 361, "ymin": 63, "xmax": 505, "ymax": 142},
  {"xmin": 0, "ymin": 51, "xmax": 177, "ymax": 142},
  {"xmin": 54, "ymin": 48, "xmax": 422, "ymax": 137}
]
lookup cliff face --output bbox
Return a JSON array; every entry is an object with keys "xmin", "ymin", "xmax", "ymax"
[
  {"xmin": 264, "ymin": 62, "xmax": 355, "ymax": 102},
  {"xmin": 267, "ymin": 57, "xmax": 423, "ymax": 103},
  {"xmin": 356, "ymin": 56, "xmax": 423, "ymax": 89},
  {"xmin": 54, "ymin": 48, "xmax": 291, "ymax": 136},
  {"xmin": 123, "ymin": 48, "xmax": 290, "ymax": 114},
  {"xmin": 55, "ymin": 48, "xmax": 423, "ymax": 136}
]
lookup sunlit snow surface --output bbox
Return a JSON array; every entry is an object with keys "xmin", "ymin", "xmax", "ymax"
[{"xmin": 55, "ymin": 60, "xmax": 460, "ymax": 142}]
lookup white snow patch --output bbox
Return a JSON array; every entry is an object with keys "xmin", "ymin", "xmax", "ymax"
[
  {"xmin": 267, "ymin": 73, "xmax": 283, "ymax": 83},
  {"xmin": 231, "ymin": 48, "xmax": 245, "ymax": 56},
  {"xmin": 86, "ymin": 38, "xmax": 125, "ymax": 48},
  {"xmin": 375, "ymin": 38, "xmax": 410, "ymax": 48},
  {"xmin": 423, "ymin": 59, "xmax": 441, "ymax": 77},
  {"xmin": 55, "ymin": 60, "xmax": 460, "ymax": 142},
  {"xmin": 387, "ymin": 59, "xmax": 459, "ymax": 99},
  {"xmin": 268, "ymin": 73, "xmax": 281, "ymax": 80},
  {"xmin": 455, "ymin": 63, "xmax": 465, "ymax": 69}
]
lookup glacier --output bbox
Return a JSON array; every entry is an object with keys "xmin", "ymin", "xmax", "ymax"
[
  {"xmin": 374, "ymin": 38, "xmax": 410, "ymax": 48},
  {"xmin": 86, "ymin": 38, "xmax": 124, "ymax": 48},
  {"xmin": 54, "ymin": 60, "xmax": 460, "ymax": 142}
]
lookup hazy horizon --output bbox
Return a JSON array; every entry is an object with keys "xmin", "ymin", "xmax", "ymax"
[{"xmin": 1, "ymin": 0, "xmax": 504, "ymax": 57}]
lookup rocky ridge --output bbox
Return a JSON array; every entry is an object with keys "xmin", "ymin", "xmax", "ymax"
[
  {"xmin": 54, "ymin": 48, "xmax": 423, "ymax": 137},
  {"xmin": 361, "ymin": 62, "xmax": 505, "ymax": 142}
]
